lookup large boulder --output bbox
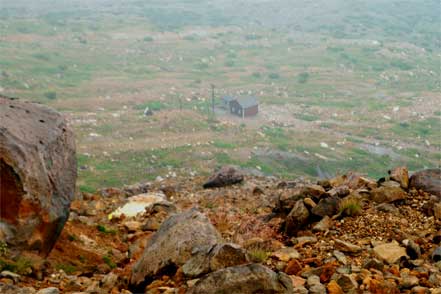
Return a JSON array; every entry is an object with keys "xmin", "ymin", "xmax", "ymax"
[
  {"xmin": 130, "ymin": 209, "xmax": 222, "ymax": 288},
  {"xmin": 371, "ymin": 184, "xmax": 407, "ymax": 203},
  {"xmin": 203, "ymin": 166, "xmax": 244, "ymax": 189},
  {"xmin": 187, "ymin": 263, "xmax": 294, "ymax": 294},
  {"xmin": 389, "ymin": 166, "xmax": 409, "ymax": 189},
  {"xmin": 0, "ymin": 96, "xmax": 76, "ymax": 256},
  {"xmin": 285, "ymin": 200, "xmax": 310, "ymax": 234},
  {"xmin": 409, "ymin": 169, "xmax": 441, "ymax": 197}
]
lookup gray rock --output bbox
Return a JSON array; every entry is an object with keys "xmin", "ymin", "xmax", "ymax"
[
  {"xmin": 312, "ymin": 216, "xmax": 331, "ymax": 232},
  {"xmin": 187, "ymin": 263, "xmax": 293, "ymax": 294},
  {"xmin": 389, "ymin": 166, "xmax": 409, "ymax": 189},
  {"xmin": 203, "ymin": 166, "xmax": 244, "ymax": 188},
  {"xmin": 278, "ymin": 184, "xmax": 326, "ymax": 212},
  {"xmin": 0, "ymin": 270, "xmax": 21, "ymax": 282},
  {"xmin": 130, "ymin": 209, "xmax": 222, "ymax": 288},
  {"xmin": 376, "ymin": 203, "xmax": 399, "ymax": 214},
  {"xmin": 0, "ymin": 96, "xmax": 77, "ymax": 256},
  {"xmin": 0, "ymin": 284, "xmax": 36, "ymax": 294},
  {"xmin": 334, "ymin": 239, "xmax": 362, "ymax": 254},
  {"xmin": 432, "ymin": 247, "xmax": 441, "ymax": 262},
  {"xmin": 36, "ymin": 288, "xmax": 60, "ymax": 294},
  {"xmin": 362, "ymin": 258, "xmax": 384, "ymax": 271},
  {"xmin": 371, "ymin": 185, "xmax": 407, "ymax": 203},
  {"xmin": 404, "ymin": 239, "xmax": 421, "ymax": 260},
  {"xmin": 409, "ymin": 169, "xmax": 441, "ymax": 197},
  {"xmin": 182, "ymin": 243, "xmax": 249, "ymax": 278},
  {"xmin": 311, "ymin": 197, "xmax": 340, "ymax": 217},
  {"xmin": 307, "ymin": 275, "xmax": 326, "ymax": 294},
  {"xmin": 336, "ymin": 274, "xmax": 358, "ymax": 292},
  {"xmin": 333, "ymin": 250, "xmax": 347, "ymax": 265},
  {"xmin": 373, "ymin": 242, "xmax": 408, "ymax": 264},
  {"xmin": 285, "ymin": 200, "xmax": 310, "ymax": 234}
]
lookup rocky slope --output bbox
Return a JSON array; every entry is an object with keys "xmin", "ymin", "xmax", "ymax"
[{"xmin": 0, "ymin": 165, "xmax": 440, "ymax": 294}]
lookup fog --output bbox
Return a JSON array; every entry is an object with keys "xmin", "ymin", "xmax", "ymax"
[{"xmin": 0, "ymin": 0, "xmax": 440, "ymax": 189}]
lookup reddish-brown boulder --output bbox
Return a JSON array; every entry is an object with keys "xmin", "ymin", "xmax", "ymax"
[{"xmin": 0, "ymin": 96, "xmax": 77, "ymax": 256}]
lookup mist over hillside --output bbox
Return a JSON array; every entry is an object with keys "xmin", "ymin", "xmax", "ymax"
[{"xmin": 0, "ymin": 0, "xmax": 440, "ymax": 190}]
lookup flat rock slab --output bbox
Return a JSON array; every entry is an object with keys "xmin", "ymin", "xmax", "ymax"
[
  {"xmin": 130, "ymin": 209, "xmax": 222, "ymax": 288},
  {"xmin": 373, "ymin": 242, "xmax": 408, "ymax": 264},
  {"xmin": 0, "ymin": 96, "xmax": 76, "ymax": 256},
  {"xmin": 187, "ymin": 263, "xmax": 294, "ymax": 294}
]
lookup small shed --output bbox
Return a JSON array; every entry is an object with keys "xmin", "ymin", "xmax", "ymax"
[
  {"xmin": 229, "ymin": 96, "xmax": 258, "ymax": 118},
  {"xmin": 221, "ymin": 95, "xmax": 236, "ymax": 108}
]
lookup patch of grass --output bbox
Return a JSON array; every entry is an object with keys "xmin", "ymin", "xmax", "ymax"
[
  {"xmin": 248, "ymin": 248, "xmax": 269, "ymax": 263},
  {"xmin": 297, "ymin": 72, "xmax": 310, "ymax": 84},
  {"xmin": 338, "ymin": 197, "xmax": 362, "ymax": 217},
  {"xmin": 44, "ymin": 91, "xmax": 57, "ymax": 100},
  {"xmin": 56, "ymin": 263, "xmax": 77, "ymax": 274},
  {"xmin": 212, "ymin": 140, "xmax": 236, "ymax": 149},
  {"xmin": 102, "ymin": 255, "xmax": 116, "ymax": 269},
  {"xmin": 296, "ymin": 113, "xmax": 318, "ymax": 122},
  {"xmin": 97, "ymin": 225, "xmax": 117, "ymax": 235}
]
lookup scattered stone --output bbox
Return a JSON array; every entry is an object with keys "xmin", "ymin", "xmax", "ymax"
[
  {"xmin": 278, "ymin": 184, "xmax": 326, "ymax": 212},
  {"xmin": 0, "ymin": 96, "xmax": 77, "ymax": 256},
  {"xmin": 336, "ymin": 274, "xmax": 358, "ymax": 292},
  {"xmin": 403, "ymin": 239, "xmax": 421, "ymax": 259},
  {"xmin": 123, "ymin": 182, "xmax": 150, "ymax": 196},
  {"xmin": 389, "ymin": 166, "xmax": 409, "ymax": 189},
  {"xmin": 333, "ymin": 250, "xmax": 347, "ymax": 265},
  {"xmin": 182, "ymin": 243, "xmax": 249, "ymax": 277},
  {"xmin": 202, "ymin": 166, "xmax": 244, "ymax": 188},
  {"xmin": 334, "ymin": 239, "xmax": 362, "ymax": 254},
  {"xmin": 272, "ymin": 247, "xmax": 300, "ymax": 262},
  {"xmin": 371, "ymin": 185, "xmax": 407, "ymax": 203},
  {"xmin": 411, "ymin": 286, "xmax": 429, "ymax": 294},
  {"xmin": 327, "ymin": 185, "xmax": 350, "ymax": 198},
  {"xmin": 307, "ymin": 275, "xmax": 326, "ymax": 294},
  {"xmin": 311, "ymin": 197, "xmax": 340, "ymax": 217},
  {"xmin": 400, "ymin": 272, "xmax": 419, "ymax": 289},
  {"xmin": 373, "ymin": 242, "xmax": 408, "ymax": 264},
  {"xmin": 409, "ymin": 168, "xmax": 441, "ymax": 197},
  {"xmin": 130, "ymin": 209, "xmax": 222, "ymax": 288},
  {"xmin": 187, "ymin": 263, "xmax": 293, "ymax": 294},
  {"xmin": 36, "ymin": 288, "xmax": 60, "ymax": 294},
  {"xmin": 303, "ymin": 197, "xmax": 316, "ymax": 209},
  {"xmin": 285, "ymin": 200, "xmax": 310, "ymax": 234},
  {"xmin": 109, "ymin": 192, "xmax": 170, "ymax": 219},
  {"xmin": 362, "ymin": 258, "xmax": 384, "ymax": 271},
  {"xmin": 376, "ymin": 203, "xmax": 399, "ymax": 214},
  {"xmin": 285, "ymin": 259, "xmax": 302, "ymax": 275},
  {"xmin": 0, "ymin": 284, "xmax": 36, "ymax": 294},
  {"xmin": 312, "ymin": 216, "xmax": 331, "ymax": 232},
  {"xmin": 0, "ymin": 271, "xmax": 20, "ymax": 283},
  {"xmin": 326, "ymin": 280, "xmax": 343, "ymax": 294},
  {"xmin": 432, "ymin": 247, "xmax": 441, "ymax": 262}
]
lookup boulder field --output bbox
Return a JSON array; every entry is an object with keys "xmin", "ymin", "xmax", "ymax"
[{"xmin": 0, "ymin": 97, "xmax": 440, "ymax": 293}]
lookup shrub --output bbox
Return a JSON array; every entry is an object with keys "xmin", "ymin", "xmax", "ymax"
[
  {"xmin": 44, "ymin": 91, "xmax": 57, "ymax": 100},
  {"xmin": 268, "ymin": 73, "xmax": 280, "ymax": 79},
  {"xmin": 338, "ymin": 197, "xmax": 362, "ymax": 217},
  {"xmin": 143, "ymin": 36, "xmax": 154, "ymax": 42},
  {"xmin": 297, "ymin": 72, "xmax": 309, "ymax": 84}
]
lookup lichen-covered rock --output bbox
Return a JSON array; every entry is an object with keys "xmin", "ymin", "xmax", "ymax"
[
  {"xmin": 187, "ymin": 263, "xmax": 293, "ymax": 294},
  {"xmin": 130, "ymin": 209, "xmax": 222, "ymax": 288},
  {"xmin": 409, "ymin": 169, "xmax": 441, "ymax": 197},
  {"xmin": 0, "ymin": 96, "xmax": 76, "ymax": 256}
]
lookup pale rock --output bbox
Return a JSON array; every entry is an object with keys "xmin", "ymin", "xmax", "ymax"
[
  {"xmin": 334, "ymin": 239, "xmax": 362, "ymax": 254},
  {"xmin": 373, "ymin": 242, "xmax": 408, "ymax": 264}
]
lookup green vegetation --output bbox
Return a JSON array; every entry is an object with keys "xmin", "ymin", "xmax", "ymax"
[
  {"xmin": 338, "ymin": 197, "xmax": 362, "ymax": 217},
  {"xmin": 97, "ymin": 225, "xmax": 117, "ymax": 235},
  {"xmin": 0, "ymin": 0, "xmax": 439, "ymax": 189}
]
